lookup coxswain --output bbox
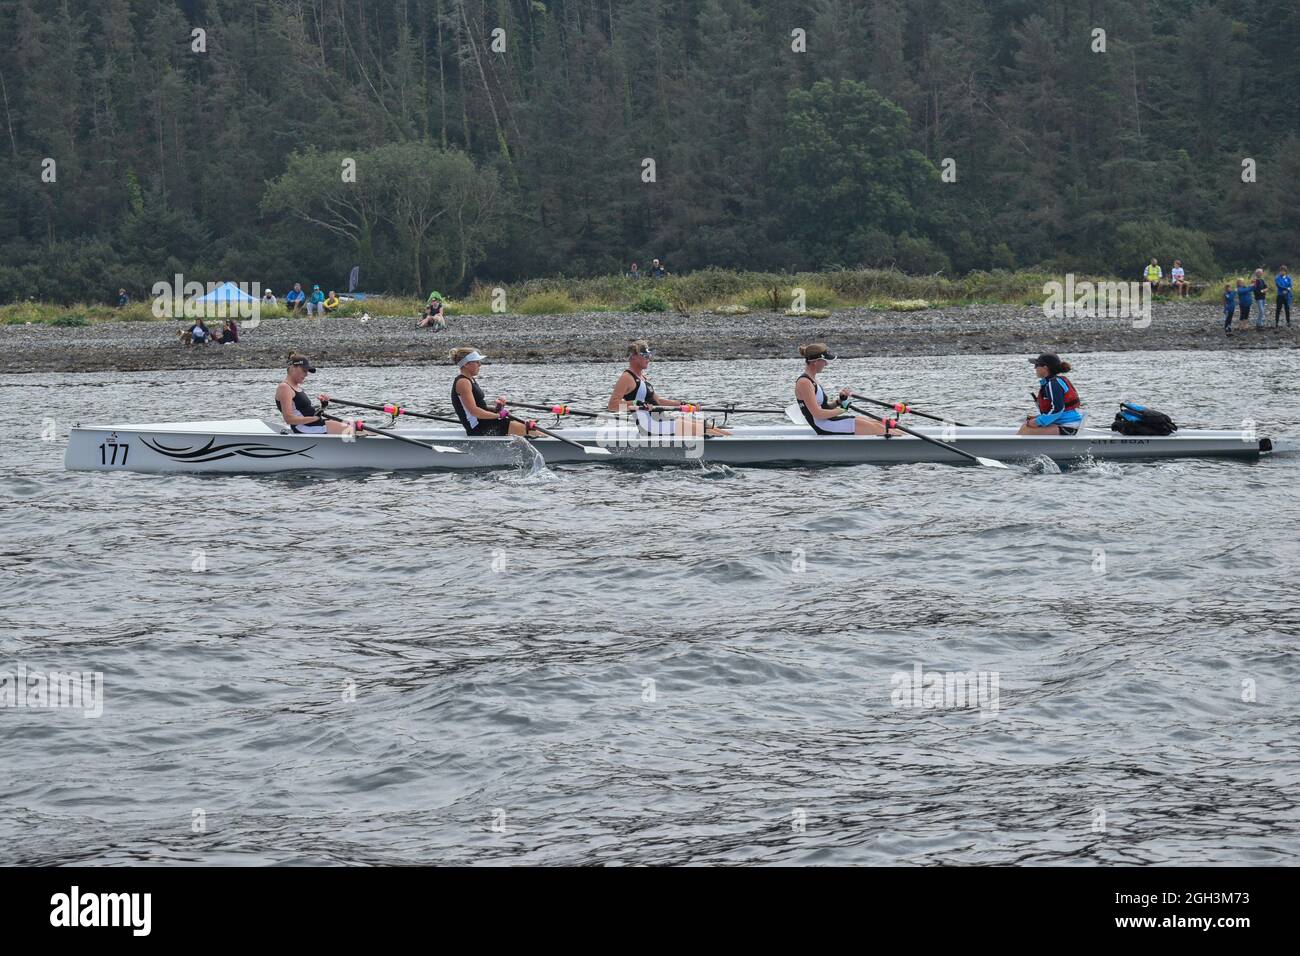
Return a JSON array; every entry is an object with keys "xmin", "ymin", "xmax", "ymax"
[{"xmin": 1019, "ymin": 352, "xmax": 1083, "ymax": 435}]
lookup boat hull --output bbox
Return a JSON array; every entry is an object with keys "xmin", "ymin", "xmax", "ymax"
[{"xmin": 63, "ymin": 419, "xmax": 1278, "ymax": 474}]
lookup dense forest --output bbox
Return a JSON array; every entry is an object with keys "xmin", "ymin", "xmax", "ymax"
[{"xmin": 1, "ymin": 0, "xmax": 1297, "ymax": 301}]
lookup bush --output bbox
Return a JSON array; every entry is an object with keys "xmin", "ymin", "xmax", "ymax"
[
  {"xmin": 516, "ymin": 291, "xmax": 576, "ymax": 315},
  {"xmin": 1110, "ymin": 219, "xmax": 1220, "ymax": 278},
  {"xmin": 629, "ymin": 292, "xmax": 669, "ymax": 312},
  {"xmin": 894, "ymin": 235, "xmax": 953, "ymax": 275}
]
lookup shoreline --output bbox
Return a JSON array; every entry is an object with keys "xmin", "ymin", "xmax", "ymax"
[{"xmin": 1, "ymin": 303, "xmax": 1294, "ymax": 374}]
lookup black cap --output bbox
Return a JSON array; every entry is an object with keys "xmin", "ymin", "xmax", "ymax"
[
  {"xmin": 804, "ymin": 347, "xmax": 836, "ymax": 362},
  {"xmin": 289, "ymin": 356, "xmax": 317, "ymax": 373},
  {"xmin": 1029, "ymin": 353, "xmax": 1061, "ymax": 370}
]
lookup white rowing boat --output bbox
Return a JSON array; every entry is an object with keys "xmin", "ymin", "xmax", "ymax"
[{"xmin": 63, "ymin": 418, "xmax": 1278, "ymax": 473}]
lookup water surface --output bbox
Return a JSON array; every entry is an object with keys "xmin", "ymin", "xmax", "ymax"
[{"xmin": 2, "ymin": 350, "xmax": 1298, "ymax": 865}]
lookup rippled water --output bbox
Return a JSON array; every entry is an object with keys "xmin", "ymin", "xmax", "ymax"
[{"xmin": 3, "ymin": 349, "xmax": 1299, "ymax": 865}]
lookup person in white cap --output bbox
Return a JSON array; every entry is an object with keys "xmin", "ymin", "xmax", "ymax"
[{"xmin": 448, "ymin": 347, "xmax": 539, "ymax": 437}]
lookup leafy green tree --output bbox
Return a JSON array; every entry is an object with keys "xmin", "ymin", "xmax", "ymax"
[{"xmin": 775, "ymin": 79, "xmax": 938, "ymax": 265}]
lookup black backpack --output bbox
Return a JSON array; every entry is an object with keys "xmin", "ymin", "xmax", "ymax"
[{"xmin": 1111, "ymin": 402, "xmax": 1178, "ymax": 436}]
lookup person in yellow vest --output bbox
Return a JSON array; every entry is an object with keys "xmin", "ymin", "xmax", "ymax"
[
  {"xmin": 1143, "ymin": 258, "xmax": 1163, "ymax": 292},
  {"xmin": 323, "ymin": 290, "xmax": 341, "ymax": 313}
]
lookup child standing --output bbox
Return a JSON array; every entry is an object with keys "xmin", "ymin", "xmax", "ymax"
[
  {"xmin": 1236, "ymin": 279, "xmax": 1254, "ymax": 331},
  {"xmin": 1223, "ymin": 284, "xmax": 1237, "ymax": 336}
]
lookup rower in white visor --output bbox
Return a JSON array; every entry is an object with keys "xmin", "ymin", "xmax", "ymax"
[{"xmin": 449, "ymin": 347, "xmax": 540, "ymax": 438}]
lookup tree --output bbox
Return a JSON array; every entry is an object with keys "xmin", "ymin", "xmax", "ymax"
[
  {"xmin": 260, "ymin": 142, "xmax": 506, "ymax": 293},
  {"xmin": 775, "ymin": 80, "xmax": 937, "ymax": 264}
]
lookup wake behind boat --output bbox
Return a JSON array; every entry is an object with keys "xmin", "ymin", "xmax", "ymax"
[{"xmin": 64, "ymin": 417, "xmax": 1277, "ymax": 474}]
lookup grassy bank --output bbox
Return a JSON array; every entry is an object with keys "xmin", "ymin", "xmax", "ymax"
[{"xmin": 1, "ymin": 268, "xmax": 1244, "ymax": 327}]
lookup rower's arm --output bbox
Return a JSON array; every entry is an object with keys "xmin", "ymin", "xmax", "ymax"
[
  {"xmin": 276, "ymin": 384, "xmax": 319, "ymax": 426},
  {"xmin": 607, "ymin": 372, "xmax": 635, "ymax": 412},
  {"xmin": 456, "ymin": 378, "xmax": 500, "ymax": 421},
  {"xmin": 795, "ymin": 379, "xmax": 843, "ymax": 420}
]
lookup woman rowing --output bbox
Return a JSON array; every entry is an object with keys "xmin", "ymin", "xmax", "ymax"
[
  {"xmin": 794, "ymin": 343, "xmax": 895, "ymax": 436},
  {"xmin": 606, "ymin": 340, "xmax": 728, "ymax": 437},
  {"xmin": 275, "ymin": 352, "xmax": 351, "ymax": 434},
  {"xmin": 449, "ymin": 347, "xmax": 539, "ymax": 437},
  {"xmin": 1019, "ymin": 352, "xmax": 1083, "ymax": 435}
]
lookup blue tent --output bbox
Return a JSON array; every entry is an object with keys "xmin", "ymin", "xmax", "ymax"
[{"xmin": 196, "ymin": 282, "xmax": 259, "ymax": 304}]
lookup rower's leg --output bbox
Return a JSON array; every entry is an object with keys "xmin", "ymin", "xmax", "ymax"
[{"xmin": 855, "ymin": 417, "xmax": 890, "ymax": 436}]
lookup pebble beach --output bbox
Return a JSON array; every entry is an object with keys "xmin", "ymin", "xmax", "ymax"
[{"xmin": 0, "ymin": 302, "xmax": 1294, "ymax": 375}]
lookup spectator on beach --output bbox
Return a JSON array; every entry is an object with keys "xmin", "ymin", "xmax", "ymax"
[
  {"xmin": 1222, "ymin": 284, "xmax": 1236, "ymax": 337},
  {"xmin": 1275, "ymin": 265, "xmax": 1293, "ymax": 327},
  {"xmin": 188, "ymin": 318, "xmax": 214, "ymax": 346},
  {"xmin": 1143, "ymin": 258, "xmax": 1163, "ymax": 291},
  {"xmin": 418, "ymin": 293, "xmax": 447, "ymax": 331},
  {"xmin": 649, "ymin": 258, "xmax": 668, "ymax": 279},
  {"xmin": 262, "ymin": 288, "xmax": 278, "ymax": 306},
  {"xmin": 217, "ymin": 318, "xmax": 240, "ymax": 344},
  {"xmin": 1169, "ymin": 260, "xmax": 1188, "ymax": 297},
  {"xmin": 306, "ymin": 284, "xmax": 326, "ymax": 316},
  {"xmin": 1252, "ymin": 269, "xmax": 1268, "ymax": 327},
  {"xmin": 116, "ymin": 288, "xmax": 129, "ymax": 308},
  {"xmin": 323, "ymin": 290, "xmax": 340, "ymax": 313},
  {"xmin": 285, "ymin": 283, "xmax": 306, "ymax": 314},
  {"xmin": 1235, "ymin": 279, "xmax": 1254, "ymax": 330},
  {"xmin": 627, "ymin": 262, "xmax": 641, "ymax": 279}
]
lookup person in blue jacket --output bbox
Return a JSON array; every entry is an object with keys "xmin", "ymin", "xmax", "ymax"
[
  {"xmin": 1223, "ymin": 284, "xmax": 1237, "ymax": 336},
  {"xmin": 1235, "ymin": 279, "xmax": 1254, "ymax": 330},
  {"xmin": 1019, "ymin": 353, "xmax": 1084, "ymax": 435},
  {"xmin": 1275, "ymin": 265, "xmax": 1292, "ymax": 327},
  {"xmin": 1251, "ymin": 269, "xmax": 1268, "ymax": 327},
  {"xmin": 285, "ymin": 282, "xmax": 306, "ymax": 315}
]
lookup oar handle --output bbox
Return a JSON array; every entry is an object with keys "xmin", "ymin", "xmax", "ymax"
[
  {"xmin": 511, "ymin": 400, "xmax": 601, "ymax": 419},
  {"xmin": 849, "ymin": 393, "xmax": 967, "ymax": 427},
  {"xmin": 326, "ymin": 397, "xmax": 460, "ymax": 425},
  {"xmin": 640, "ymin": 404, "xmax": 781, "ymax": 414}
]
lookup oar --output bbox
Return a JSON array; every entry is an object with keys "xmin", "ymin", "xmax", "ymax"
[
  {"xmin": 510, "ymin": 400, "xmax": 603, "ymax": 419},
  {"xmin": 843, "ymin": 403, "xmax": 1008, "ymax": 469},
  {"xmin": 850, "ymin": 393, "xmax": 968, "ymax": 427},
  {"xmin": 325, "ymin": 397, "xmax": 460, "ymax": 425},
  {"xmin": 641, "ymin": 403, "xmax": 785, "ymax": 414},
  {"xmin": 319, "ymin": 413, "xmax": 463, "ymax": 455},
  {"xmin": 497, "ymin": 410, "xmax": 611, "ymax": 456}
]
